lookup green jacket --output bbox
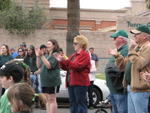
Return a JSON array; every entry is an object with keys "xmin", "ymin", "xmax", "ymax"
[
  {"xmin": 0, "ymin": 55, "xmax": 13, "ymax": 67},
  {"xmin": 24, "ymin": 55, "xmax": 38, "ymax": 72},
  {"xmin": 105, "ymin": 44, "xmax": 128, "ymax": 94}
]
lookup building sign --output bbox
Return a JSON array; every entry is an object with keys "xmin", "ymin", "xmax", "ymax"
[
  {"xmin": 127, "ymin": 21, "xmax": 150, "ymax": 28},
  {"xmin": 117, "ymin": 16, "xmax": 150, "ymax": 32}
]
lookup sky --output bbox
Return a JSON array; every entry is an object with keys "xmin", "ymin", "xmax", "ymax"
[{"xmin": 50, "ymin": 0, "xmax": 131, "ymax": 10}]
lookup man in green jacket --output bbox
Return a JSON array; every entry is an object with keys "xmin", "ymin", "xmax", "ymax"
[{"xmin": 105, "ymin": 30, "xmax": 128, "ymax": 113}]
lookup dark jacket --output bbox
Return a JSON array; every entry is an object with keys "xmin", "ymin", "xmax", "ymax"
[
  {"xmin": 24, "ymin": 54, "xmax": 38, "ymax": 72},
  {"xmin": 0, "ymin": 55, "xmax": 13, "ymax": 67},
  {"xmin": 105, "ymin": 44, "xmax": 128, "ymax": 94}
]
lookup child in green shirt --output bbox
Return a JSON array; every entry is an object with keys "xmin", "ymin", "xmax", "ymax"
[{"xmin": 0, "ymin": 62, "xmax": 24, "ymax": 113}]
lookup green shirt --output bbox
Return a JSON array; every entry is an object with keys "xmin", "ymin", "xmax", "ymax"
[
  {"xmin": 0, "ymin": 89, "xmax": 11, "ymax": 113},
  {"xmin": 40, "ymin": 54, "xmax": 61, "ymax": 87},
  {"xmin": 124, "ymin": 62, "xmax": 132, "ymax": 84},
  {"xmin": 124, "ymin": 46, "xmax": 140, "ymax": 84}
]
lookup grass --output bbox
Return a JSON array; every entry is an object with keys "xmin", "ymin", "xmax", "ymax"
[{"xmin": 96, "ymin": 73, "xmax": 106, "ymax": 80}]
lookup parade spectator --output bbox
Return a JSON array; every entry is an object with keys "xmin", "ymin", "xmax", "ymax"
[
  {"xmin": 24, "ymin": 45, "xmax": 39, "ymax": 93},
  {"xmin": 0, "ymin": 62, "xmax": 24, "ymax": 113},
  {"xmin": 89, "ymin": 47, "xmax": 99, "ymax": 67},
  {"xmin": 19, "ymin": 42, "xmax": 27, "ymax": 50},
  {"xmin": 7, "ymin": 83, "xmax": 46, "ymax": 113},
  {"xmin": 87, "ymin": 51, "xmax": 97, "ymax": 108},
  {"xmin": 6, "ymin": 59, "xmax": 31, "ymax": 85},
  {"xmin": 110, "ymin": 25, "xmax": 150, "ymax": 113},
  {"xmin": 40, "ymin": 44, "xmax": 47, "ymax": 55},
  {"xmin": 10, "ymin": 48, "xmax": 18, "ymax": 58},
  {"xmin": 0, "ymin": 44, "xmax": 13, "ymax": 95},
  {"xmin": 106, "ymin": 30, "xmax": 128, "ymax": 113},
  {"xmin": 19, "ymin": 42, "xmax": 27, "ymax": 55},
  {"xmin": 56, "ymin": 35, "xmax": 90, "ymax": 113},
  {"xmin": 0, "ymin": 44, "xmax": 13, "ymax": 67},
  {"xmin": 16, "ymin": 48, "xmax": 26, "ymax": 59},
  {"xmin": 37, "ymin": 44, "xmax": 48, "ymax": 93},
  {"xmin": 57, "ymin": 48, "xmax": 68, "ymax": 60},
  {"xmin": 36, "ymin": 39, "xmax": 61, "ymax": 113}
]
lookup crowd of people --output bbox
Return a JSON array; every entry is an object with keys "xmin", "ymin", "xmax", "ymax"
[
  {"xmin": 0, "ymin": 36, "xmax": 98, "ymax": 113},
  {"xmin": 106, "ymin": 25, "xmax": 150, "ymax": 113},
  {"xmin": 0, "ymin": 25, "xmax": 150, "ymax": 113}
]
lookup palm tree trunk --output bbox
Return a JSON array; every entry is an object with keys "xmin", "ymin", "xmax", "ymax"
[
  {"xmin": 146, "ymin": 0, "xmax": 150, "ymax": 9},
  {"xmin": 66, "ymin": 0, "xmax": 80, "ymax": 56}
]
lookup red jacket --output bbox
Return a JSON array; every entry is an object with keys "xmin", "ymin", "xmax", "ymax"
[{"xmin": 60, "ymin": 50, "xmax": 90, "ymax": 87}]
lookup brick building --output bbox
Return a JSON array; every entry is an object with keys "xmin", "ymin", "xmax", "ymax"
[{"xmin": 14, "ymin": 0, "xmax": 148, "ymax": 31}]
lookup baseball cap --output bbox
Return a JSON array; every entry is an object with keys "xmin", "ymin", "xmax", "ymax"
[
  {"xmin": 0, "ymin": 62, "xmax": 24, "ymax": 82},
  {"xmin": 40, "ymin": 44, "xmax": 47, "ymax": 49},
  {"xmin": 111, "ymin": 30, "xmax": 128, "ymax": 38},
  {"xmin": 130, "ymin": 25, "xmax": 150, "ymax": 35}
]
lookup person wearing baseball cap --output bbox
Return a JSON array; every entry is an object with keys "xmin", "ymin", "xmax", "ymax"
[
  {"xmin": 130, "ymin": 25, "xmax": 150, "ymax": 35},
  {"xmin": 109, "ymin": 25, "xmax": 150, "ymax": 113},
  {"xmin": 125, "ymin": 25, "xmax": 150, "ymax": 113},
  {"xmin": 0, "ymin": 62, "xmax": 24, "ymax": 113},
  {"xmin": 105, "ymin": 30, "xmax": 128, "ymax": 113}
]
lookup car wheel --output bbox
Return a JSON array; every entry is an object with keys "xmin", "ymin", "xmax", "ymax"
[{"xmin": 92, "ymin": 86, "xmax": 103, "ymax": 106}]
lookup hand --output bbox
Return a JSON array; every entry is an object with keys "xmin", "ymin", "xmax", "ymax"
[
  {"xmin": 140, "ymin": 72, "xmax": 150, "ymax": 81},
  {"xmin": 34, "ymin": 70, "xmax": 40, "ymax": 75},
  {"xmin": 35, "ymin": 48, "xmax": 43, "ymax": 57},
  {"xmin": 35, "ymin": 48, "xmax": 40, "ymax": 57},
  {"xmin": 129, "ymin": 39, "xmax": 137, "ymax": 49},
  {"xmin": 108, "ymin": 48, "xmax": 117, "ymax": 56}
]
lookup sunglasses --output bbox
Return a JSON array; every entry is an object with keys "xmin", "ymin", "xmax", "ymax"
[{"xmin": 73, "ymin": 42, "xmax": 78, "ymax": 45}]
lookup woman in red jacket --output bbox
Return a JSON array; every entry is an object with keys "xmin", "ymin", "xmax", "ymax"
[{"xmin": 56, "ymin": 35, "xmax": 90, "ymax": 113}]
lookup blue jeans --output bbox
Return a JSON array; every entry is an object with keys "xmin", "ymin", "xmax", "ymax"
[
  {"xmin": 127, "ymin": 85, "xmax": 150, "ymax": 113},
  {"xmin": 68, "ymin": 86, "xmax": 88, "ymax": 113},
  {"xmin": 30, "ymin": 74, "xmax": 39, "ymax": 93},
  {"xmin": 37, "ymin": 74, "xmax": 41, "ymax": 93},
  {"xmin": 110, "ymin": 93, "xmax": 128, "ymax": 113}
]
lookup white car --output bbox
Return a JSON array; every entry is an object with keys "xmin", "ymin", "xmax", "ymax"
[{"xmin": 57, "ymin": 71, "xmax": 110, "ymax": 106}]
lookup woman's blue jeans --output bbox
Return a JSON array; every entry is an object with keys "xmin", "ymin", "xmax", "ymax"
[{"xmin": 68, "ymin": 86, "xmax": 88, "ymax": 113}]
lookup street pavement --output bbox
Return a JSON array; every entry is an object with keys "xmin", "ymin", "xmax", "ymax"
[
  {"xmin": 34, "ymin": 108, "xmax": 111, "ymax": 113},
  {"xmin": 34, "ymin": 108, "xmax": 98, "ymax": 113}
]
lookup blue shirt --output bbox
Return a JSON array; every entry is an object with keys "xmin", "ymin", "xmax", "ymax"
[{"xmin": 91, "ymin": 53, "xmax": 99, "ymax": 61}]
